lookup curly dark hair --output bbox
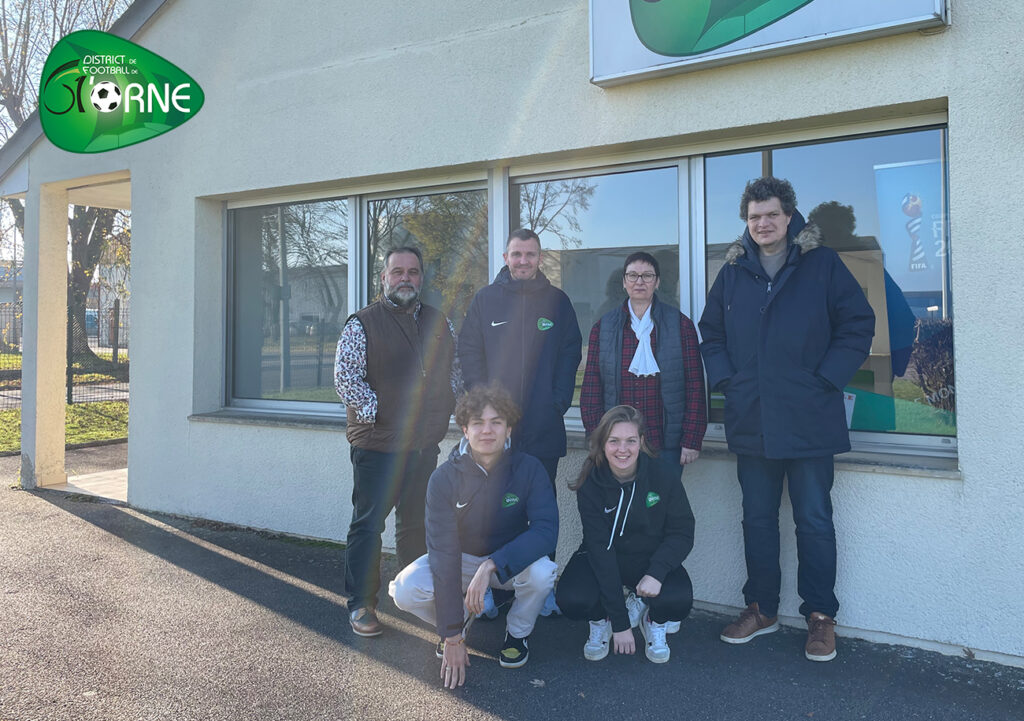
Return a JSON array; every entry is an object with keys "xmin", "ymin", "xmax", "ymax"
[
  {"xmin": 739, "ymin": 176, "xmax": 797, "ymax": 220},
  {"xmin": 454, "ymin": 381, "xmax": 522, "ymax": 429}
]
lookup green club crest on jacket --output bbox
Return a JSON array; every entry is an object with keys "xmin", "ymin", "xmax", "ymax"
[{"xmin": 502, "ymin": 493, "xmax": 520, "ymax": 508}]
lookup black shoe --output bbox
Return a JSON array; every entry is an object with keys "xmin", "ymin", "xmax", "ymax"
[{"xmin": 499, "ymin": 632, "xmax": 529, "ymax": 668}]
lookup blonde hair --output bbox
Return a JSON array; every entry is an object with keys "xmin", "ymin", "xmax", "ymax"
[{"xmin": 570, "ymin": 405, "xmax": 653, "ymax": 491}]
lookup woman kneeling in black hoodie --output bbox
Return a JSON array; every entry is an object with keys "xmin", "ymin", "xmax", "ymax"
[{"xmin": 555, "ymin": 405, "xmax": 695, "ymax": 663}]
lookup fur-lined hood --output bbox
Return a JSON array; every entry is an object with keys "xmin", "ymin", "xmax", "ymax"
[{"xmin": 724, "ymin": 220, "xmax": 822, "ymax": 265}]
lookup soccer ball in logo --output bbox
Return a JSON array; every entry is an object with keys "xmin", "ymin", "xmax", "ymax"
[{"xmin": 90, "ymin": 81, "xmax": 121, "ymax": 113}]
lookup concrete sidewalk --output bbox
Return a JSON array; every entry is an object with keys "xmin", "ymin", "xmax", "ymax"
[{"xmin": 1, "ymin": 484, "xmax": 1021, "ymax": 721}]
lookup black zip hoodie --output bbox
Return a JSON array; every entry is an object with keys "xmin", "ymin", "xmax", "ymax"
[{"xmin": 576, "ymin": 453, "xmax": 695, "ymax": 632}]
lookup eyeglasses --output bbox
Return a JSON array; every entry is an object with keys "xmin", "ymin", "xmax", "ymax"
[{"xmin": 624, "ymin": 272, "xmax": 657, "ymax": 284}]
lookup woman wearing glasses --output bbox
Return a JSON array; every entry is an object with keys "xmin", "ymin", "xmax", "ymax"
[{"xmin": 580, "ymin": 252, "xmax": 708, "ymax": 470}]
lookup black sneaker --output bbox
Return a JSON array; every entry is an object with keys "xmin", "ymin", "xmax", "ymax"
[{"xmin": 499, "ymin": 632, "xmax": 529, "ymax": 668}]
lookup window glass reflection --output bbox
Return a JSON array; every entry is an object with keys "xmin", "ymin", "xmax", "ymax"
[
  {"xmin": 512, "ymin": 167, "xmax": 680, "ymax": 406},
  {"xmin": 232, "ymin": 199, "xmax": 349, "ymax": 402},
  {"xmin": 367, "ymin": 189, "xmax": 488, "ymax": 334},
  {"xmin": 705, "ymin": 129, "xmax": 954, "ymax": 437}
]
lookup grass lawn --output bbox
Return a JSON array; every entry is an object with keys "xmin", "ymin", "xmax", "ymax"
[
  {"xmin": 0, "ymin": 351, "xmax": 21, "ymax": 370},
  {"xmin": 0, "ymin": 400, "xmax": 129, "ymax": 454}
]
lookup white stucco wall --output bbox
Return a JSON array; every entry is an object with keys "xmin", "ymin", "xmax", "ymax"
[{"xmin": 12, "ymin": 0, "xmax": 1024, "ymax": 661}]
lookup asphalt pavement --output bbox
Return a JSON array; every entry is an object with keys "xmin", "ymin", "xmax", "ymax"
[{"xmin": 1, "ymin": 476, "xmax": 1022, "ymax": 721}]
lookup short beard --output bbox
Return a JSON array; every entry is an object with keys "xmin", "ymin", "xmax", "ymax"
[{"xmin": 384, "ymin": 283, "xmax": 419, "ymax": 309}]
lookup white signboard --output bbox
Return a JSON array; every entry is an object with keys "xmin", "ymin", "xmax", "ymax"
[{"xmin": 591, "ymin": 0, "xmax": 948, "ymax": 86}]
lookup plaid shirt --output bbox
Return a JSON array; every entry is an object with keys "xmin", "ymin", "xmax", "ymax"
[{"xmin": 581, "ymin": 303, "xmax": 707, "ymax": 453}]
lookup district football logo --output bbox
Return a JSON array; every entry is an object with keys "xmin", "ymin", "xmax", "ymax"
[
  {"xmin": 537, "ymin": 318, "xmax": 554, "ymax": 331},
  {"xmin": 630, "ymin": 0, "xmax": 815, "ymax": 56},
  {"xmin": 90, "ymin": 81, "xmax": 121, "ymax": 112},
  {"xmin": 502, "ymin": 493, "xmax": 520, "ymax": 508},
  {"xmin": 40, "ymin": 30, "xmax": 204, "ymax": 153},
  {"xmin": 646, "ymin": 492, "xmax": 660, "ymax": 508}
]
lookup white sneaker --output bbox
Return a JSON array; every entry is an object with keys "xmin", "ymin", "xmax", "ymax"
[
  {"xmin": 665, "ymin": 620, "xmax": 681, "ymax": 634},
  {"xmin": 583, "ymin": 618, "xmax": 612, "ymax": 661},
  {"xmin": 625, "ymin": 592, "xmax": 647, "ymax": 629},
  {"xmin": 640, "ymin": 612, "xmax": 670, "ymax": 663}
]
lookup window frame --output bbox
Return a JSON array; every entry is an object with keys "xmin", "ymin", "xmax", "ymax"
[{"xmin": 222, "ymin": 122, "xmax": 956, "ymax": 458}]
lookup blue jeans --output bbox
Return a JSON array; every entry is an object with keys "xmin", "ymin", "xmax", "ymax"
[
  {"xmin": 344, "ymin": 445, "xmax": 438, "ymax": 611},
  {"xmin": 736, "ymin": 454, "xmax": 838, "ymax": 619}
]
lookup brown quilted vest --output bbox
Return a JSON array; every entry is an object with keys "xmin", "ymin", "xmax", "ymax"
[{"xmin": 345, "ymin": 300, "xmax": 455, "ymax": 452}]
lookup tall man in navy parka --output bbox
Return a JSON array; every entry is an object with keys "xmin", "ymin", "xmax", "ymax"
[{"xmin": 699, "ymin": 177, "xmax": 874, "ymax": 663}]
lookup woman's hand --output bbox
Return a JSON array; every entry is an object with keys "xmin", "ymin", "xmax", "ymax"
[
  {"xmin": 636, "ymin": 575, "xmax": 662, "ymax": 598},
  {"xmin": 679, "ymin": 447, "xmax": 700, "ymax": 465},
  {"xmin": 612, "ymin": 629, "xmax": 636, "ymax": 655},
  {"xmin": 441, "ymin": 636, "xmax": 470, "ymax": 689}
]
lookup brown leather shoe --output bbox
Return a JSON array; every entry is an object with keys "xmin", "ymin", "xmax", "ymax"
[
  {"xmin": 720, "ymin": 602, "xmax": 779, "ymax": 644},
  {"xmin": 349, "ymin": 607, "xmax": 383, "ymax": 637},
  {"xmin": 805, "ymin": 612, "xmax": 837, "ymax": 661}
]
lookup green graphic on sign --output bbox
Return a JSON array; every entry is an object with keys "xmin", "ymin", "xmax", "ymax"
[
  {"xmin": 629, "ymin": 0, "xmax": 815, "ymax": 57},
  {"xmin": 39, "ymin": 30, "xmax": 204, "ymax": 153}
]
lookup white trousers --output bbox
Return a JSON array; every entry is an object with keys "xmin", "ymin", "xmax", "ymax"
[{"xmin": 389, "ymin": 553, "xmax": 557, "ymax": 639}]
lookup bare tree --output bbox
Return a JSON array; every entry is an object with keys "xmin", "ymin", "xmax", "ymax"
[
  {"xmin": 514, "ymin": 178, "xmax": 596, "ymax": 249},
  {"xmin": 0, "ymin": 0, "xmax": 132, "ymax": 367}
]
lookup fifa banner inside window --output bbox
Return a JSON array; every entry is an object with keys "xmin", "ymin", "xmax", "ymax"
[{"xmin": 591, "ymin": 0, "xmax": 948, "ymax": 86}]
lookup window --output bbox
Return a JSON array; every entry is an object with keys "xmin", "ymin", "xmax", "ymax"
[
  {"xmin": 225, "ymin": 125, "xmax": 955, "ymax": 455},
  {"xmin": 704, "ymin": 128, "xmax": 955, "ymax": 441},
  {"xmin": 366, "ymin": 188, "xmax": 488, "ymax": 332},
  {"xmin": 230, "ymin": 198, "xmax": 349, "ymax": 403},
  {"xmin": 511, "ymin": 166, "xmax": 681, "ymax": 406}
]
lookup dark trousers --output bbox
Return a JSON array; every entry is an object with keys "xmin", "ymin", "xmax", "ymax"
[
  {"xmin": 658, "ymin": 448, "xmax": 684, "ymax": 480},
  {"xmin": 556, "ymin": 549, "xmax": 693, "ymax": 625},
  {"xmin": 535, "ymin": 456, "xmax": 560, "ymax": 562},
  {"xmin": 344, "ymin": 445, "xmax": 438, "ymax": 611},
  {"xmin": 737, "ymin": 454, "xmax": 838, "ymax": 619}
]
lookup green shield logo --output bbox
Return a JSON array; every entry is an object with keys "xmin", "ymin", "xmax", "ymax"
[
  {"xmin": 646, "ymin": 491, "xmax": 661, "ymax": 508},
  {"xmin": 629, "ymin": 0, "xmax": 816, "ymax": 57},
  {"xmin": 502, "ymin": 493, "xmax": 520, "ymax": 508},
  {"xmin": 39, "ymin": 30, "xmax": 204, "ymax": 153},
  {"xmin": 537, "ymin": 317, "xmax": 554, "ymax": 331}
]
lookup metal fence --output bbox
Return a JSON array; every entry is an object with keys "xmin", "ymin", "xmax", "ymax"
[
  {"xmin": 0, "ymin": 302, "xmax": 22, "ymax": 411},
  {"xmin": 0, "ymin": 300, "xmax": 130, "ymax": 411}
]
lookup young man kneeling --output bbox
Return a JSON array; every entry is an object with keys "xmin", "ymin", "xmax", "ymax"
[{"xmin": 389, "ymin": 382, "xmax": 558, "ymax": 688}]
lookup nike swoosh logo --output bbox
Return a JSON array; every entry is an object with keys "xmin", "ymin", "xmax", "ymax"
[
  {"xmin": 604, "ymin": 506, "xmax": 616, "ymax": 514},
  {"xmin": 490, "ymin": 321, "xmax": 508, "ymax": 326},
  {"xmin": 456, "ymin": 501, "xmax": 469, "ymax": 509}
]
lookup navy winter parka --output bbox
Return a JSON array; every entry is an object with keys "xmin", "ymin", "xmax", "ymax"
[
  {"xmin": 699, "ymin": 213, "xmax": 875, "ymax": 459},
  {"xmin": 425, "ymin": 442, "xmax": 559, "ymax": 638},
  {"xmin": 458, "ymin": 267, "xmax": 583, "ymax": 459}
]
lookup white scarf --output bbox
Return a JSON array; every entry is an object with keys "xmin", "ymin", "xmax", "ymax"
[{"xmin": 628, "ymin": 304, "xmax": 660, "ymax": 377}]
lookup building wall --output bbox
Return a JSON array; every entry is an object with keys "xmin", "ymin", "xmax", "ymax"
[{"xmin": 16, "ymin": 1, "xmax": 1024, "ymax": 660}]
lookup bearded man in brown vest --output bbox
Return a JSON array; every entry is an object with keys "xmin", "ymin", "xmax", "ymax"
[{"xmin": 335, "ymin": 246, "xmax": 462, "ymax": 637}]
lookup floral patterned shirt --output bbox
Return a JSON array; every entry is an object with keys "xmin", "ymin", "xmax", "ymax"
[{"xmin": 334, "ymin": 300, "xmax": 463, "ymax": 423}]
